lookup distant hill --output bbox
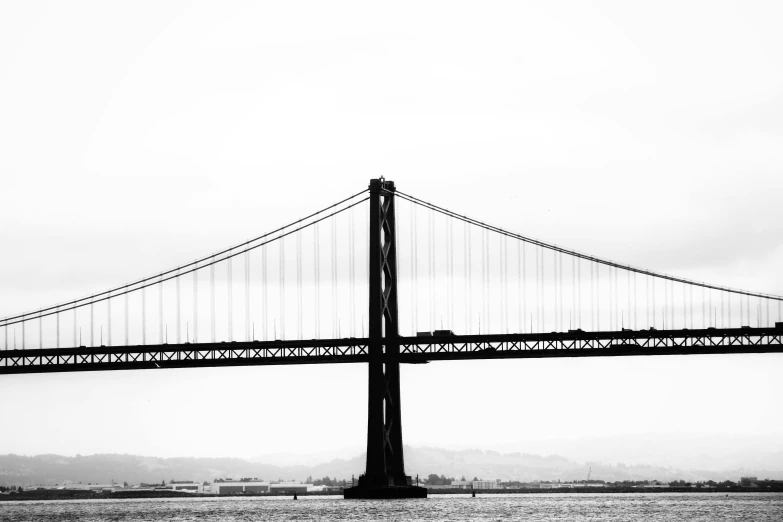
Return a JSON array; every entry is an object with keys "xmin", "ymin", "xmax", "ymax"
[{"xmin": 1, "ymin": 447, "xmax": 781, "ymax": 487}]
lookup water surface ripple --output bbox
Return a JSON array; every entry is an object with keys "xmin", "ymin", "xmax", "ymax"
[{"xmin": 2, "ymin": 493, "xmax": 782, "ymax": 522}]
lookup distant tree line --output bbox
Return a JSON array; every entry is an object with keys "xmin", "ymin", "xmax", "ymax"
[{"xmin": 305, "ymin": 476, "xmax": 348, "ymax": 487}]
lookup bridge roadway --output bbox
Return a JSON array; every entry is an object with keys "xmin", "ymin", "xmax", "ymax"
[{"xmin": 1, "ymin": 326, "xmax": 782, "ymax": 374}]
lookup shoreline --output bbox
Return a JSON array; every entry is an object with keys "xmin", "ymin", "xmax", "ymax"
[{"xmin": 2, "ymin": 486, "xmax": 782, "ymax": 501}]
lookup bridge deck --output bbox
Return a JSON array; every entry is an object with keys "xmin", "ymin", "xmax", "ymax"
[{"xmin": 1, "ymin": 327, "xmax": 781, "ymax": 374}]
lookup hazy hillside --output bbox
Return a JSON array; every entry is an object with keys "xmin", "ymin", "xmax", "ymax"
[{"xmin": 2, "ymin": 447, "xmax": 781, "ymax": 487}]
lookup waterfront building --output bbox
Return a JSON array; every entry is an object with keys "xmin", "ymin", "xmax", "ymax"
[
  {"xmin": 169, "ymin": 481, "xmax": 203, "ymax": 493},
  {"xmin": 212, "ymin": 481, "xmax": 269, "ymax": 494},
  {"xmin": 212, "ymin": 481, "xmax": 314, "ymax": 494},
  {"xmin": 269, "ymin": 483, "xmax": 311, "ymax": 493}
]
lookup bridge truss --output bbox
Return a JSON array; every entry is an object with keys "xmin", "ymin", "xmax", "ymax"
[
  {"xmin": 2, "ymin": 178, "xmax": 783, "ymax": 498},
  {"xmin": 2, "ymin": 326, "xmax": 781, "ymax": 374}
]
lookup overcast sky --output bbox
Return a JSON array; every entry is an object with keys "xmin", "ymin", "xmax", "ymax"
[{"xmin": 1, "ymin": 1, "xmax": 782, "ymax": 464}]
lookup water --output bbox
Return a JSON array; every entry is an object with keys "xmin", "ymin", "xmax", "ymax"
[{"xmin": 1, "ymin": 493, "xmax": 781, "ymax": 521}]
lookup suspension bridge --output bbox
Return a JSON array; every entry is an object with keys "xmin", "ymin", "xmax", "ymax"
[{"xmin": 2, "ymin": 178, "xmax": 782, "ymax": 497}]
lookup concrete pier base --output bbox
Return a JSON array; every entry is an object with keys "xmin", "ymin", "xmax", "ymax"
[{"xmin": 343, "ymin": 485, "xmax": 427, "ymax": 499}]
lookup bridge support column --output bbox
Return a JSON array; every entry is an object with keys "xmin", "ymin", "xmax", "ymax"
[{"xmin": 344, "ymin": 178, "xmax": 426, "ymax": 499}]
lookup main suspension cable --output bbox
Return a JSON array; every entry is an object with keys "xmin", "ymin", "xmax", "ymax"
[
  {"xmin": 1, "ymin": 190, "xmax": 369, "ymax": 325},
  {"xmin": 390, "ymin": 189, "xmax": 783, "ymax": 302},
  {"xmin": 2, "ymin": 196, "xmax": 369, "ymax": 328}
]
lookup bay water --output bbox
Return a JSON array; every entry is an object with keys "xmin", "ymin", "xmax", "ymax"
[{"xmin": 1, "ymin": 492, "xmax": 782, "ymax": 521}]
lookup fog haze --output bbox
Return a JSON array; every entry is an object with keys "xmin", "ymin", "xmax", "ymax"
[{"xmin": 1, "ymin": 1, "xmax": 782, "ymax": 469}]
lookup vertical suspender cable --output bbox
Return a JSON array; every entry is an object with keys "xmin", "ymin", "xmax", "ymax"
[
  {"xmin": 610, "ymin": 267, "xmax": 614, "ymax": 329},
  {"xmin": 626, "ymin": 269, "xmax": 630, "ymax": 329},
  {"xmin": 210, "ymin": 257, "xmax": 216, "ymax": 343},
  {"xmin": 702, "ymin": 287, "xmax": 706, "ymax": 328},
  {"xmin": 608, "ymin": 266, "xmax": 613, "ymax": 331},
  {"xmin": 682, "ymin": 283, "xmax": 686, "ymax": 329},
  {"xmin": 430, "ymin": 210, "xmax": 436, "ymax": 331},
  {"xmin": 411, "ymin": 203, "xmax": 416, "ymax": 334},
  {"xmin": 141, "ymin": 288, "xmax": 145, "ymax": 346},
  {"xmin": 245, "ymin": 249, "xmax": 251, "ymax": 341},
  {"xmin": 662, "ymin": 280, "xmax": 666, "ymax": 329},
  {"xmin": 107, "ymin": 296, "xmax": 111, "ymax": 347},
  {"xmin": 590, "ymin": 262, "xmax": 595, "ymax": 331},
  {"xmin": 522, "ymin": 242, "xmax": 527, "ymax": 332},
  {"xmin": 504, "ymin": 236, "xmax": 509, "ymax": 333},
  {"xmin": 446, "ymin": 214, "xmax": 451, "ymax": 330},
  {"xmin": 689, "ymin": 284, "xmax": 693, "ymax": 329},
  {"xmin": 728, "ymin": 292, "xmax": 732, "ymax": 328},
  {"xmin": 518, "ymin": 241, "xmax": 522, "ymax": 332},
  {"xmin": 297, "ymin": 229, "xmax": 303, "ymax": 340},
  {"xmin": 314, "ymin": 223, "xmax": 320, "ymax": 339},
  {"xmin": 665, "ymin": 279, "xmax": 669, "ymax": 329},
  {"xmin": 664, "ymin": 280, "xmax": 668, "ymax": 328},
  {"xmin": 572, "ymin": 255, "xmax": 576, "ymax": 329},
  {"xmin": 766, "ymin": 297, "xmax": 769, "ymax": 328},
  {"xmin": 664, "ymin": 280, "xmax": 668, "ymax": 329},
  {"xmin": 38, "ymin": 313, "xmax": 42, "ymax": 349},
  {"xmin": 596, "ymin": 262, "xmax": 601, "ymax": 330},
  {"xmin": 193, "ymin": 261, "xmax": 198, "ymax": 343},
  {"xmin": 644, "ymin": 275, "xmax": 654, "ymax": 328},
  {"xmin": 651, "ymin": 276, "xmax": 656, "ymax": 328},
  {"xmin": 758, "ymin": 297, "xmax": 761, "ymax": 327},
  {"xmin": 500, "ymin": 236, "xmax": 505, "ymax": 332},
  {"xmin": 540, "ymin": 246, "xmax": 545, "ymax": 332},
  {"xmin": 486, "ymin": 229, "xmax": 491, "ymax": 333},
  {"xmin": 159, "ymin": 275, "xmax": 163, "ymax": 344},
  {"xmin": 616, "ymin": 267, "xmax": 620, "ymax": 329},
  {"xmin": 464, "ymin": 220, "xmax": 469, "ymax": 333},
  {"xmin": 56, "ymin": 307, "xmax": 60, "ymax": 348},
  {"xmin": 740, "ymin": 295, "xmax": 749, "ymax": 328},
  {"xmin": 645, "ymin": 275, "xmax": 650, "ymax": 328},
  {"xmin": 633, "ymin": 272, "xmax": 637, "ymax": 329},
  {"xmin": 176, "ymin": 269, "xmax": 181, "ymax": 343},
  {"xmin": 466, "ymin": 222, "xmax": 472, "ymax": 333},
  {"xmin": 535, "ymin": 244, "xmax": 540, "ymax": 332},
  {"xmin": 740, "ymin": 296, "xmax": 745, "ymax": 327},
  {"xmin": 478, "ymin": 227, "xmax": 483, "ymax": 332},
  {"xmin": 553, "ymin": 249, "xmax": 558, "ymax": 331},
  {"xmin": 228, "ymin": 250, "xmax": 234, "ymax": 342},
  {"xmin": 349, "ymin": 209, "xmax": 355, "ymax": 337},
  {"xmin": 124, "ymin": 288, "xmax": 129, "ymax": 346},
  {"xmin": 90, "ymin": 300, "xmax": 94, "ymax": 347},
  {"xmin": 278, "ymin": 240, "xmax": 284, "ymax": 340},
  {"xmin": 498, "ymin": 238, "xmax": 506, "ymax": 333},
  {"xmin": 262, "ymin": 247, "xmax": 268, "ymax": 341},
  {"xmin": 331, "ymin": 217, "xmax": 337, "ymax": 338},
  {"xmin": 76, "ymin": 305, "xmax": 80, "ymax": 347},
  {"xmin": 449, "ymin": 217, "xmax": 455, "ymax": 330},
  {"xmin": 590, "ymin": 261, "xmax": 595, "ymax": 331},
  {"xmin": 559, "ymin": 251, "xmax": 564, "ymax": 331},
  {"xmin": 481, "ymin": 228, "xmax": 486, "ymax": 333},
  {"xmin": 413, "ymin": 205, "xmax": 419, "ymax": 334},
  {"xmin": 577, "ymin": 256, "xmax": 581, "ymax": 329}
]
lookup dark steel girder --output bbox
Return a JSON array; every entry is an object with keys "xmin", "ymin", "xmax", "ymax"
[{"xmin": 1, "ymin": 327, "xmax": 781, "ymax": 375}]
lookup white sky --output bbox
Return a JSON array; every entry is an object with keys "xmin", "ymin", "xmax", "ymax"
[{"xmin": 1, "ymin": 1, "xmax": 782, "ymax": 463}]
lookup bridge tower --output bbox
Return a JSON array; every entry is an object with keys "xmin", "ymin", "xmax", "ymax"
[{"xmin": 344, "ymin": 179, "xmax": 426, "ymax": 499}]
